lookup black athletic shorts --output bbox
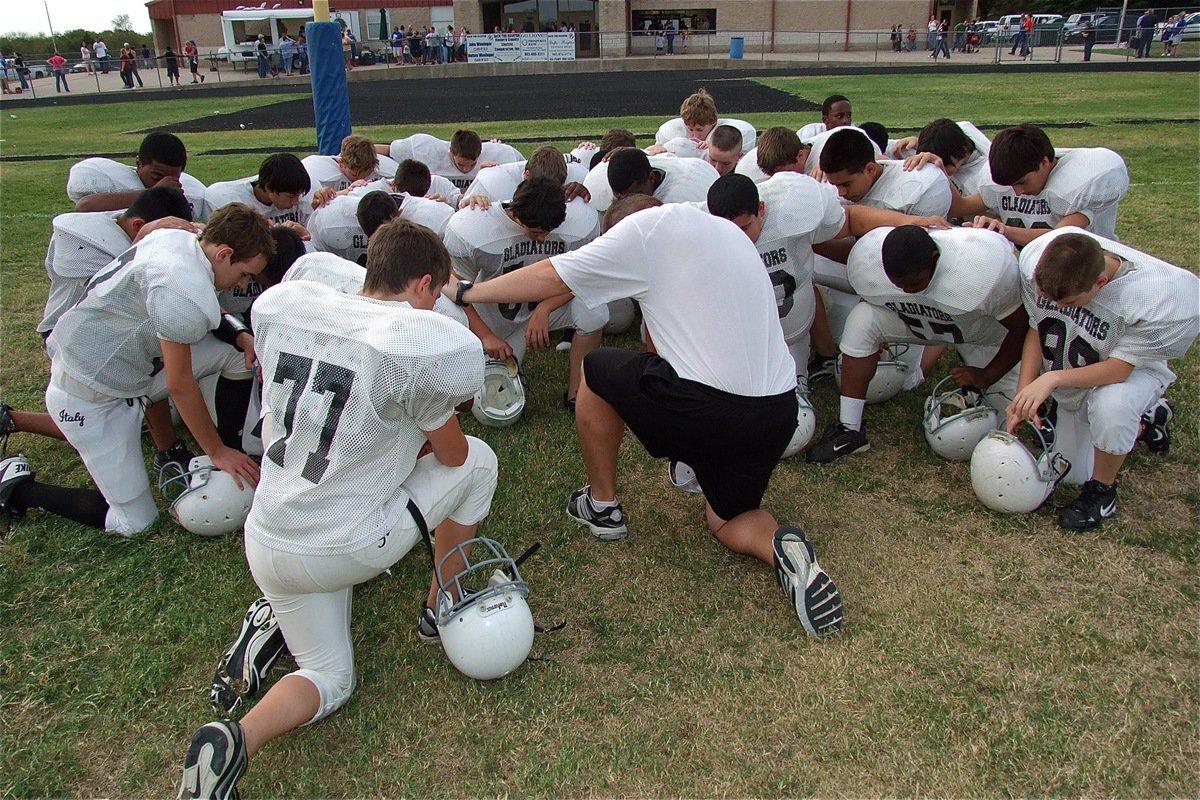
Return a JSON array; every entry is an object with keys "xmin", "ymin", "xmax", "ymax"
[{"xmin": 584, "ymin": 348, "xmax": 797, "ymax": 521}]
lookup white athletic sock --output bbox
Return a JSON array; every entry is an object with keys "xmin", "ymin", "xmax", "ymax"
[
  {"xmin": 840, "ymin": 397, "xmax": 866, "ymax": 431},
  {"xmin": 588, "ymin": 492, "xmax": 619, "ymax": 510}
]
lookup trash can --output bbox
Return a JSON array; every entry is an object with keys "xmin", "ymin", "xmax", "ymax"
[{"xmin": 729, "ymin": 36, "xmax": 744, "ymax": 59}]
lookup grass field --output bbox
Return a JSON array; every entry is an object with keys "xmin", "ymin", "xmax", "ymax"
[{"xmin": 1, "ymin": 71, "xmax": 1197, "ymax": 797}]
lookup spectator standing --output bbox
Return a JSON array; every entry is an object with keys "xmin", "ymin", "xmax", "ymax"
[
  {"xmin": 80, "ymin": 41, "xmax": 93, "ymax": 73},
  {"xmin": 140, "ymin": 43, "xmax": 152, "ymax": 69},
  {"xmin": 456, "ymin": 25, "xmax": 468, "ymax": 61},
  {"xmin": 348, "ymin": 30, "xmax": 358, "ymax": 61},
  {"xmin": 185, "ymin": 40, "xmax": 204, "ymax": 83},
  {"xmin": 0, "ymin": 54, "xmax": 9, "ymax": 95},
  {"xmin": 48, "ymin": 51, "xmax": 69, "ymax": 93},
  {"xmin": 93, "ymin": 37, "xmax": 110, "ymax": 73},
  {"xmin": 280, "ymin": 34, "xmax": 296, "ymax": 76},
  {"xmin": 665, "ymin": 21, "xmax": 676, "ymax": 54},
  {"xmin": 127, "ymin": 43, "xmax": 145, "ymax": 88},
  {"xmin": 906, "ymin": 24, "xmax": 917, "ymax": 51},
  {"xmin": 408, "ymin": 26, "xmax": 423, "ymax": 64},
  {"xmin": 1080, "ymin": 18, "xmax": 1095, "ymax": 62},
  {"xmin": 890, "ymin": 25, "xmax": 900, "ymax": 52},
  {"xmin": 927, "ymin": 16, "xmax": 938, "ymax": 49},
  {"xmin": 1169, "ymin": 14, "xmax": 1186, "ymax": 56},
  {"xmin": 297, "ymin": 34, "xmax": 309, "ymax": 73},
  {"xmin": 391, "ymin": 26, "xmax": 404, "ymax": 61},
  {"xmin": 164, "ymin": 44, "xmax": 181, "ymax": 85},
  {"xmin": 14, "ymin": 52, "xmax": 29, "ymax": 91},
  {"xmin": 255, "ymin": 35, "xmax": 271, "ymax": 78},
  {"xmin": 119, "ymin": 44, "xmax": 135, "ymax": 88},
  {"xmin": 952, "ymin": 19, "xmax": 965, "ymax": 51},
  {"xmin": 1135, "ymin": 9, "xmax": 1159, "ymax": 58},
  {"xmin": 342, "ymin": 28, "xmax": 354, "ymax": 69},
  {"xmin": 932, "ymin": 20, "xmax": 951, "ymax": 60}
]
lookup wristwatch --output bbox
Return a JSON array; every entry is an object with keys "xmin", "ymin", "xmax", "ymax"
[{"xmin": 454, "ymin": 280, "xmax": 474, "ymax": 307}]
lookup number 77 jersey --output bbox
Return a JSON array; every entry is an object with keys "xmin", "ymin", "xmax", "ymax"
[
  {"xmin": 1018, "ymin": 227, "xmax": 1200, "ymax": 394},
  {"xmin": 246, "ymin": 281, "xmax": 484, "ymax": 553}
]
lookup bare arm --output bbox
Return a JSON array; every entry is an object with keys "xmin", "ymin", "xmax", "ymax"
[
  {"xmin": 840, "ymin": 204, "xmax": 949, "ymax": 239},
  {"xmin": 951, "ymin": 306, "xmax": 1029, "ymax": 390},
  {"xmin": 425, "ymin": 414, "xmax": 469, "ymax": 467},
  {"xmin": 452, "ymin": 258, "xmax": 570, "ymax": 305}
]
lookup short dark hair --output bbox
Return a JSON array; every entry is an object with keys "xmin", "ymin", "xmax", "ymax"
[
  {"xmin": 356, "ymin": 190, "xmax": 400, "ymax": 238},
  {"xmin": 138, "ymin": 131, "xmax": 187, "ymax": 168},
  {"xmin": 601, "ymin": 194, "xmax": 661, "ymax": 232},
  {"xmin": 508, "ymin": 176, "xmax": 567, "ymax": 231},
  {"xmin": 1034, "ymin": 233, "xmax": 1105, "ymax": 300},
  {"xmin": 821, "ymin": 94, "xmax": 850, "ymax": 116},
  {"xmin": 260, "ymin": 226, "xmax": 307, "ymax": 286},
  {"xmin": 757, "ymin": 126, "xmax": 804, "ymax": 174},
  {"xmin": 255, "ymin": 153, "xmax": 311, "ymax": 195},
  {"xmin": 819, "ymin": 128, "xmax": 875, "ymax": 174},
  {"xmin": 395, "ymin": 159, "xmax": 433, "ymax": 197},
  {"xmin": 881, "ymin": 226, "xmax": 939, "ymax": 287},
  {"xmin": 989, "ymin": 124, "xmax": 1054, "ymax": 186},
  {"xmin": 706, "ymin": 173, "xmax": 759, "ymax": 220},
  {"xmin": 449, "ymin": 129, "xmax": 483, "ymax": 160},
  {"xmin": 709, "ymin": 124, "xmax": 743, "ymax": 153},
  {"xmin": 915, "ymin": 118, "xmax": 975, "ymax": 164},
  {"xmin": 858, "ymin": 122, "xmax": 889, "ymax": 154},
  {"xmin": 201, "ymin": 203, "xmax": 275, "ymax": 264},
  {"xmin": 123, "ymin": 186, "xmax": 193, "ymax": 223},
  {"xmin": 606, "ymin": 148, "xmax": 652, "ymax": 195},
  {"xmin": 364, "ymin": 218, "xmax": 451, "ymax": 294}
]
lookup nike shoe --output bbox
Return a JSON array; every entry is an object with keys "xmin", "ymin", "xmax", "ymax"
[
  {"xmin": 805, "ymin": 422, "xmax": 869, "ymax": 464},
  {"xmin": 210, "ymin": 597, "xmax": 287, "ymax": 716},
  {"xmin": 1059, "ymin": 479, "xmax": 1118, "ymax": 532},
  {"xmin": 417, "ymin": 603, "xmax": 439, "ymax": 643},
  {"xmin": 0, "ymin": 454, "xmax": 33, "ymax": 521},
  {"xmin": 178, "ymin": 720, "xmax": 247, "ymax": 800},
  {"xmin": 667, "ymin": 460, "xmax": 702, "ymax": 494},
  {"xmin": 1138, "ymin": 398, "xmax": 1173, "ymax": 454},
  {"xmin": 566, "ymin": 485, "xmax": 628, "ymax": 540},
  {"xmin": 155, "ymin": 440, "xmax": 196, "ymax": 474},
  {"xmin": 772, "ymin": 526, "xmax": 844, "ymax": 636},
  {"xmin": 807, "ymin": 353, "xmax": 837, "ymax": 383}
]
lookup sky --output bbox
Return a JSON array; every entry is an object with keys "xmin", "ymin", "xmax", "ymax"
[{"xmin": 2, "ymin": 0, "xmax": 153, "ymax": 36}]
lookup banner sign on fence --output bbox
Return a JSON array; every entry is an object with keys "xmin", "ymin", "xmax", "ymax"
[{"xmin": 465, "ymin": 32, "xmax": 577, "ymax": 62}]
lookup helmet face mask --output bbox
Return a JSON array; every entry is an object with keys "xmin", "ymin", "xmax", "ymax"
[
  {"xmin": 436, "ymin": 537, "xmax": 534, "ymax": 680},
  {"xmin": 970, "ymin": 420, "xmax": 1071, "ymax": 513},
  {"xmin": 471, "ymin": 357, "xmax": 526, "ymax": 427},
  {"xmin": 159, "ymin": 455, "xmax": 255, "ymax": 537},
  {"xmin": 835, "ymin": 343, "xmax": 910, "ymax": 404},
  {"xmin": 923, "ymin": 376, "xmax": 999, "ymax": 461}
]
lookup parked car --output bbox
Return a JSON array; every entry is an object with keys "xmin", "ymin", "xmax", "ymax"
[
  {"xmin": 976, "ymin": 20, "xmax": 1002, "ymax": 43},
  {"xmin": 1064, "ymin": 11, "xmax": 1137, "ymax": 44},
  {"xmin": 1063, "ymin": 12, "xmax": 1110, "ymax": 37},
  {"xmin": 68, "ymin": 61, "xmax": 90, "ymax": 73},
  {"xmin": 1181, "ymin": 11, "xmax": 1200, "ymax": 41},
  {"xmin": 24, "ymin": 61, "xmax": 52, "ymax": 79}
]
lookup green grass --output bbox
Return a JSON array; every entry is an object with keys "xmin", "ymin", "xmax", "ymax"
[{"xmin": 1, "ymin": 70, "xmax": 1197, "ymax": 797}]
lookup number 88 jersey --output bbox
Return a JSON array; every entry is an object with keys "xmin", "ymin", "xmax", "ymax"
[
  {"xmin": 246, "ymin": 281, "xmax": 485, "ymax": 555},
  {"xmin": 1019, "ymin": 227, "xmax": 1200, "ymax": 401}
]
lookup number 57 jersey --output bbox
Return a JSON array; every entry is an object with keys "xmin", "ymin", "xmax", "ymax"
[
  {"xmin": 247, "ymin": 281, "xmax": 484, "ymax": 555},
  {"xmin": 1018, "ymin": 227, "xmax": 1200, "ymax": 403}
]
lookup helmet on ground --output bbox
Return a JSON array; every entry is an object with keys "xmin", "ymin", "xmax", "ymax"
[
  {"xmin": 835, "ymin": 344, "xmax": 910, "ymax": 404},
  {"xmin": 436, "ymin": 537, "xmax": 535, "ymax": 680},
  {"xmin": 781, "ymin": 389, "xmax": 817, "ymax": 459},
  {"xmin": 471, "ymin": 357, "xmax": 525, "ymax": 427},
  {"xmin": 923, "ymin": 376, "xmax": 999, "ymax": 461},
  {"xmin": 969, "ymin": 421, "xmax": 1071, "ymax": 513},
  {"xmin": 160, "ymin": 455, "xmax": 254, "ymax": 537},
  {"xmin": 603, "ymin": 298, "xmax": 637, "ymax": 335}
]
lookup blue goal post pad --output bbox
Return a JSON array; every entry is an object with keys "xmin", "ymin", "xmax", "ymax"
[{"xmin": 307, "ymin": 21, "xmax": 352, "ymax": 156}]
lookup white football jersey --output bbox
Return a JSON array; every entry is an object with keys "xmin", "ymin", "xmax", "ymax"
[
  {"xmin": 848, "ymin": 226, "xmax": 1023, "ymax": 348},
  {"xmin": 797, "ymin": 121, "xmax": 827, "ymax": 141},
  {"xmin": 1019, "ymin": 228, "xmax": 1199, "ymax": 389},
  {"xmin": 979, "ymin": 148, "xmax": 1128, "ymax": 240},
  {"xmin": 752, "ymin": 174, "xmax": 847, "ymax": 338},
  {"xmin": 351, "ymin": 175, "xmax": 459, "ymax": 207},
  {"xmin": 858, "ymin": 161, "xmax": 952, "ymax": 217},
  {"xmin": 309, "ymin": 192, "xmax": 453, "ymax": 265},
  {"xmin": 460, "ymin": 157, "xmax": 590, "ymax": 204},
  {"xmin": 583, "ymin": 154, "xmax": 719, "ymax": 212},
  {"xmin": 734, "ymin": 147, "xmax": 771, "ymax": 184},
  {"xmin": 445, "ymin": 199, "xmax": 599, "ymax": 329},
  {"xmin": 386, "ymin": 133, "xmax": 524, "ymax": 191},
  {"xmin": 246, "ymin": 281, "xmax": 484, "ymax": 556},
  {"xmin": 204, "ymin": 177, "xmax": 308, "ymax": 225},
  {"xmin": 805, "ymin": 125, "xmax": 883, "ymax": 166},
  {"xmin": 284, "ymin": 251, "xmax": 468, "ymax": 327},
  {"xmin": 66, "ymin": 157, "xmax": 208, "ymax": 220},
  {"xmin": 39, "ymin": 211, "xmax": 132, "ymax": 334},
  {"xmin": 654, "ymin": 117, "xmax": 756, "ymax": 153},
  {"xmin": 49, "ymin": 228, "xmax": 221, "ymax": 398}
]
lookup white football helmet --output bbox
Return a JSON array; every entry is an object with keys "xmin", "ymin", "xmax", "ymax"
[
  {"xmin": 970, "ymin": 421, "xmax": 1071, "ymax": 513},
  {"xmin": 781, "ymin": 389, "xmax": 817, "ymax": 459},
  {"xmin": 835, "ymin": 344, "xmax": 911, "ymax": 404},
  {"xmin": 603, "ymin": 298, "xmax": 637, "ymax": 335},
  {"xmin": 471, "ymin": 357, "xmax": 525, "ymax": 428},
  {"xmin": 923, "ymin": 376, "xmax": 999, "ymax": 461},
  {"xmin": 436, "ymin": 537, "xmax": 535, "ymax": 681},
  {"xmin": 159, "ymin": 455, "xmax": 255, "ymax": 537}
]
